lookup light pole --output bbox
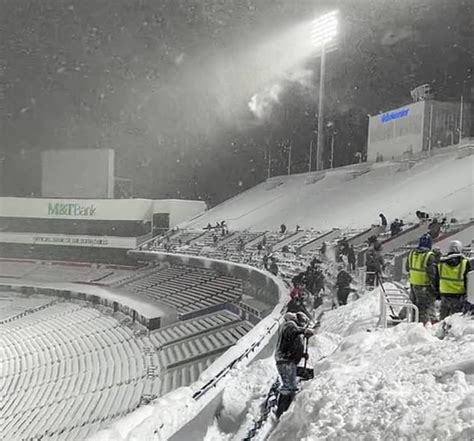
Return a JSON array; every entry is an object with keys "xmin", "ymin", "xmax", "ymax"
[
  {"xmin": 327, "ymin": 122, "xmax": 336, "ymax": 168},
  {"xmin": 311, "ymin": 10, "xmax": 339, "ymax": 171},
  {"xmin": 287, "ymin": 140, "xmax": 292, "ymax": 175}
]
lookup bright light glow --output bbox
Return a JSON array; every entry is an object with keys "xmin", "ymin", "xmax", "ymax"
[{"xmin": 311, "ymin": 10, "xmax": 339, "ymax": 48}]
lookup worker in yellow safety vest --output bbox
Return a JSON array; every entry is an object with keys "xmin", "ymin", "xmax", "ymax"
[
  {"xmin": 405, "ymin": 234, "xmax": 438, "ymax": 323},
  {"xmin": 437, "ymin": 240, "xmax": 471, "ymax": 320}
]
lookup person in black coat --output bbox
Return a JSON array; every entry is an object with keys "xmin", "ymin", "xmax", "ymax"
[
  {"xmin": 379, "ymin": 213, "xmax": 388, "ymax": 228},
  {"xmin": 428, "ymin": 218, "xmax": 443, "ymax": 239},
  {"xmin": 366, "ymin": 243, "xmax": 385, "ymax": 287},
  {"xmin": 347, "ymin": 245, "xmax": 356, "ymax": 271},
  {"xmin": 320, "ymin": 242, "xmax": 327, "ymax": 257},
  {"xmin": 269, "ymin": 257, "xmax": 279, "ymax": 276},
  {"xmin": 336, "ymin": 268, "xmax": 354, "ymax": 305},
  {"xmin": 274, "ymin": 312, "xmax": 314, "ymax": 418},
  {"xmin": 416, "ymin": 210, "xmax": 430, "ymax": 222}
]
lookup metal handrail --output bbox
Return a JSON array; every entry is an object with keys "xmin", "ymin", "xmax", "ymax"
[{"xmin": 379, "ymin": 288, "xmax": 419, "ymax": 328}]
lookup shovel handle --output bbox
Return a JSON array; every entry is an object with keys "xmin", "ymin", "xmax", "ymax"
[{"xmin": 303, "ymin": 336, "xmax": 309, "ymax": 369}]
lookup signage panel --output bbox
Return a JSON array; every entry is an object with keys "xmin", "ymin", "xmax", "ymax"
[
  {"xmin": 0, "ymin": 198, "xmax": 152, "ymax": 221},
  {"xmin": 367, "ymin": 101, "xmax": 426, "ymax": 161},
  {"xmin": 0, "ymin": 232, "xmax": 138, "ymax": 249}
]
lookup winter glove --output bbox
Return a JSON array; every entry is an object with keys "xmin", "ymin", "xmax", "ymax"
[{"xmin": 304, "ymin": 329, "xmax": 314, "ymax": 338}]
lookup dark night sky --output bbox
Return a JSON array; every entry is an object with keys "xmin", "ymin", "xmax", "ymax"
[{"xmin": 0, "ymin": 0, "xmax": 472, "ymax": 204}]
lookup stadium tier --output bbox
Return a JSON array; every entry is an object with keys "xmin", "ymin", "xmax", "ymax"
[
  {"xmin": 178, "ymin": 147, "xmax": 474, "ymax": 232},
  {"xmin": 0, "ymin": 291, "xmax": 255, "ymax": 440},
  {"xmin": 112, "ymin": 264, "xmax": 243, "ymax": 316},
  {"xmin": 1, "ymin": 301, "xmax": 146, "ymax": 440},
  {"xmin": 0, "ymin": 259, "xmax": 143, "ymax": 290}
]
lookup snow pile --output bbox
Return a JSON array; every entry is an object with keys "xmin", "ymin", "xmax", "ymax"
[
  {"xmin": 88, "ymin": 388, "xmax": 196, "ymax": 441},
  {"xmin": 203, "ymin": 287, "xmax": 474, "ymax": 441},
  {"xmin": 318, "ymin": 287, "xmax": 381, "ymax": 336},
  {"xmin": 203, "ymin": 323, "xmax": 343, "ymax": 440},
  {"xmin": 271, "ymin": 316, "xmax": 474, "ymax": 441},
  {"xmin": 217, "ymin": 359, "xmax": 279, "ymax": 437},
  {"xmin": 182, "ymin": 149, "xmax": 474, "ymax": 231}
]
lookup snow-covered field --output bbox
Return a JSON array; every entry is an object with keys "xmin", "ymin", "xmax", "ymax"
[
  {"xmin": 204, "ymin": 288, "xmax": 474, "ymax": 441},
  {"xmin": 182, "ymin": 148, "xmax": 474, "ymax": 231}
]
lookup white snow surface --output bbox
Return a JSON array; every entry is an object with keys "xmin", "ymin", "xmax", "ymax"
[
  {"xmin": 204, "ymin": 287, "xmax": 474, "ymax": 441},
  {"xmin": 182, "ymin": 149, "xmax": 474, "ymax": 231}
]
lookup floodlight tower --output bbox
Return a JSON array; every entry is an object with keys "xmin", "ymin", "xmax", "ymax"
[{"xmin": 311, "ymin": 10, "xmax": 339, "ymax": 171}]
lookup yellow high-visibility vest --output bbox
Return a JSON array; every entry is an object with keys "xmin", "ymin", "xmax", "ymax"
[
  {"xmin": 408, "ymin": 250, "xmax": 433, "ymax": 286},
  {"xmin": 438, "ymin": 258, "xmax": 468, "ymax": 295}
]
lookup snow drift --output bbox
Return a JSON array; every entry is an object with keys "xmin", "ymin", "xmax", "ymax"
[{"xmin": 204, "ymin": 287, "xmax": 474, "ymax": 441}]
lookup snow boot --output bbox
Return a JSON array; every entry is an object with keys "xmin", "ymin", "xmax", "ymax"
[{"xmin": 275, "ymin": 394, "xmax": 292, "ymax": 418}]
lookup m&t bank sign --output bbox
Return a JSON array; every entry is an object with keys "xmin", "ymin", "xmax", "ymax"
[
  {"xmin": 380, "ymin": 108, "xmax": 410, "ymax": 123},
  {"xmin": 48, "ymin": 202, "xmax": 97, "ymax": 217}
]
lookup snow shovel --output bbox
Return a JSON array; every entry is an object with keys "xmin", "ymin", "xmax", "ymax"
[{"xmin": 296, "ymin": 337, "xmax": 314, "ymax": 381}]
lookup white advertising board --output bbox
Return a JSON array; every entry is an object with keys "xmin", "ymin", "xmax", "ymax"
[
  {"xmin": 367, "ymin": 101, "xmax": 426, "ymax": 161},
  {"xmin": 0, "ymin": 197, "xmax": 153, "ymax": 221},
  {"xmin": 0, "ymin": 232, "xmax": 138, "ymax": 248},
  {"xmin": 42, "ymin": 149, "xmax": 115, "ymax": 198}
]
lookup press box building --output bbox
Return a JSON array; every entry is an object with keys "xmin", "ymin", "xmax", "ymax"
[{"xmin": 367, "ymin": 99, "xmax": 471, "ymax": 162}]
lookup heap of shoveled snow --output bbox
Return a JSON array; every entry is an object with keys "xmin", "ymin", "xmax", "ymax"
[{"xmin": 204, "ymin": 287, "xmax": 474, "ymax": 441}]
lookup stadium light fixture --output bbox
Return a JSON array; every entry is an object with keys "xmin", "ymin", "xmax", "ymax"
[
  {"xmin": 310, "ymin": 10, "xmax": 339, "ymax": 49},
  {"xmin": 310, "ymin": 10, "xmax": 339, "ymax": 172}
]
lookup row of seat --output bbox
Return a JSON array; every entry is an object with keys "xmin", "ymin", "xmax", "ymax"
[
  {"xmin": 0, "ymin": 260, "xmax": 37, "ymax": 277},
  {"xmin": 2, "ymin": 302, "xmax": 86, "ymax": 335},
  {"xmin": 0, "ymin": 292, "xmax": 58, "ymax": 322},
  {"xmin": 131, "ymin": 266, "xmax": 218, "ymax": 290},
  {"xmin": 159, "ymin": 355, "xmax": 219, "ymax": 396},
  {"xmin": 286, "ymin": 230, "xmax": 322, "ymax": 252},
  {"xmin": 122, "ymin": 264, "xmax": 243, "ymax": 313},
  {"xmin": 149, "ymin": 230, "xmax": 207, "ymax": 251},
  {"xmin": 138, "ymin": 351, "xmax": 221, "ymax": 399},
  {"xmin": 1, "ymin": 302, "xmax": 148, "ymax": 441},
  {"xmin": 0, "ymin": 261, "xmax": 130, "ymax": 284},
  {"xmin": 155, "ymin": 321, "xmax": 253, "ymax": 369},
  {"xmin": 3, "ymin": 382, "xmax": 144, "ymax": 441},
  {"xmin": 143, "ymin": 283, "xmax": 241, "ymax": 313},
  {"xmin": 149, "ymin": 310, "xmax": 240, "ymax": 346},
  {"xmin": 2, "ymin": 314, "xmax": 144, "ymax": 391},
  {"xmin": 220, "ymin": 231, "xmax": 263, "ymax": 252}
]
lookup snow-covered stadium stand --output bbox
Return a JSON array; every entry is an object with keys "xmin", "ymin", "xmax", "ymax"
[
  {"xmin": 1, "ymin": 301, "xmax": 146, "ymax": 440},
  {"xmin": 179, "ymin": 146, "xmax": 473, "ymax": 232},
  {"xmin": 1, "ymin": 144, "xmax": 472, "ymax": 441},
  {"xmin": 0, "ymin": 249, "xmax": 284, "ymax": 440}
]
